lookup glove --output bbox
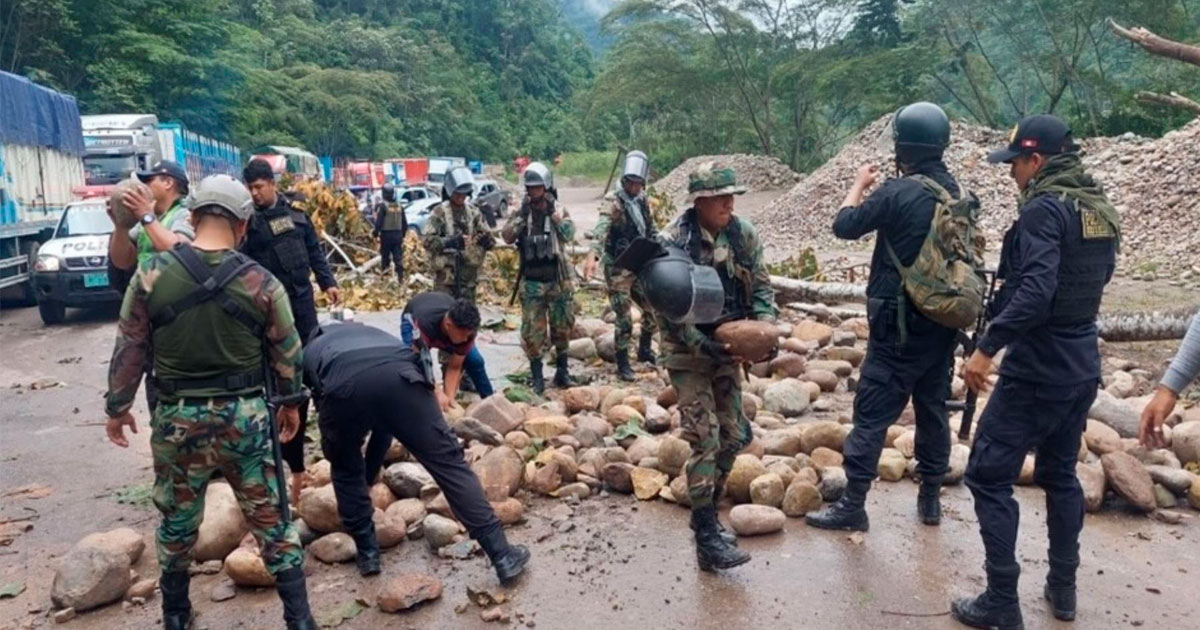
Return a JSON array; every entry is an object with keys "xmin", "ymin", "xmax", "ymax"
[
  {"xmin": 476, "ymin": 232, "xmax": 496, "ymax": 249},
  {"xmin": 443, "ymin": 235, "xmax": 465, "ymax": 250},
  {"xmin": 700, "ymin": 338, "xmax": 734, "ymax": 365}
]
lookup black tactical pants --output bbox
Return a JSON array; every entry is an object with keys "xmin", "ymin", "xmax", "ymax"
[
  {"xmin": 842, "ymin": 305, "xmax": 956, "ymax": 485},
  {"xmin": 379, "ymin": 231, "xmax": 405, "ymax": 282},
  {"xmin": 281, "ymin": 293, "xmax": 319, "ymax": 474},
  {"xmin": 317, "ymin": 366, "xmax": 501, "ymax": 540},
  {"xmin": 965, "ymin": 376, "xmax": 1096, "ymax": 569}
]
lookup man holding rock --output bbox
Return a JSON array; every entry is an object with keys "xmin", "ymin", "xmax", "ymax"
[
  {"xmin": 953, "ymin": 114, "xmax": 1119, "ymax": 630},
  {"xmin": 653, "ymin": 162, "xmax": 777, "ymax": 571},
  {"xmin": 502, "ymin": 162, "xmax": 576, "ymax": 394},
  {"xmin": 303, "ymin": 317, "xmax": 531, "ymax": 583},
  {"xmin": 584, "ymin": 150, "xmax": 659, "ymax": 381},
  {"xmin": 1139, "ymin": 312, "xmax": 1199, "ymax": 447},
  {"xmin": 807, "ymin": 102, "xmax": 961, "ymax": 532},
  {"xmin": 103, "ymin": 175, "xmax": 315, "ymax": 629}
]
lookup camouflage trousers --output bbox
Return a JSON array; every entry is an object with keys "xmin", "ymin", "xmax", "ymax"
[
  {"xmin": 520, "ymin": 279, "xmax": 574, "ymax": 360},
  {"xmin": 433, "ymin": 264, "xmax": 480, "ymax": 305},
  {"xmin": 605, "ymin": 266, "xmax": 657, "ymax": 354},
  {"xmin": 150, "ymin": 396, "xmax": 303, "ymax": 575},
  {"xmin": 670, "ymin": 367, "xmax": 752, "ymax": 510}
]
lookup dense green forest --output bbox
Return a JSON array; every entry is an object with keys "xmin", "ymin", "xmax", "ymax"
[{"xmin": 3, "ymin": 0, "xmax": 1198, "ymax": 171}]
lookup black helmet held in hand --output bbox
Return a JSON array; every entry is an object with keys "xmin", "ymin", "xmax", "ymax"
[{"xmin": 892, "ymin": 102, "xmax": 950, "ymax": 162}]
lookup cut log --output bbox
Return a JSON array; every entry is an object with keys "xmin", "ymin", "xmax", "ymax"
[
  {"xmin": 1108, "ymin": 19, "xmax": 1200, "ymax": 68},
  {"xmin": 1134, "ymin": 91, "xmax": 1200, "ymax": 114}
]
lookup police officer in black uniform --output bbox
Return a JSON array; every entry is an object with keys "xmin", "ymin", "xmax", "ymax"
[
  {"xmin": 303, "ymin": 316, "xmax": 531, "ymax": 584},
  {"xmin": 241, "ymin": 158, "xmax": 341, "ymax": 500},
  {"xmin": 951, "ymin": 115, "xmax": 1119, "ymax": 630},
  {"xmin": 806, "ymin": 102, "xmax": 960, "ymax": 532}
]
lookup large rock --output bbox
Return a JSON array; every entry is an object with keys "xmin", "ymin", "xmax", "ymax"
[
  {"xmin": 806, "ymin": 359, "xmax": 853, "ymax": 377},
  {"xmin": 749, "ymin": 473, "xmax": 785, "ymax": 507},
  {"xmin": 606, "ymin": 404, "xmax": 645, "ymax": 428},
  {"xmin": 527, "ymin": 460, "xmax": 563, "ymax": 496},
  {"xmin": 631, "ymin": 467, "xmax": 669, "ymax": 500},
  {"xmin": 374, "ymin": 508, "xmax": 407, "ymax": 548},
  {"xmin": 801, "ymin": 421, "xmax": 847, "ymax": 453},
  {"xmin": 467, "ymin": 394, "xmax": 525, "ymax": 435},
  {"xmin": 792, "ymin": 321, "xmax": 834, "ymax": 346},
  {"xmin": 1172, "ymin": 421, "xmax": 1200, "ymax": 465},
  {"xmin": 423, "ymin": 515, "xmax": 462, "ymax": 549},
  {"xmin": 524, "ymin": 415, "xmax": 573, "ymax": 439},
  {"xmin": 669, "ymin": 476, "xmax": 691, "ymax": 507},
  {"xmin": 491, "ymin": 498, "xmax": 525, "ymax": 525},
  {"xmin": 1077, "ymin": 462, "xmax": 1106, "ymax": 512},
  {"xmin": 601, "ymin": 462, "xmax": 636, "ymax": 494},
  {"xmin": 77, "ymin": 528, "xmax": 144, "ymax": 565},
  {"xmin": 945, "ymin": 444, "xmax": 970, "ymax": 485},
  {"xmin": 728, "ymin": 505, "xmax": 786, "ymax": 536},
  {"xmin": 781, "ymin": 480, "xmax": 822, "ymax": 517},
  {"xmin": 726, "ymin": 455, "xmax": 769, "ymax": 504},
  {"xmin": 769, "ymin": 353, "xmax": 807, "ymax": 378},
  {"xmin": 310, "ymin": 533, "xmax": 357, "ymax": 564},
  {"xmin": 369, "ymin": 483, "xmax": 398, "ymax": 512},
  {"xmin": 761, "ymin": 428, "xmax": 806, "ymax": 457},
  {"xmin": 893, "ymin": 430, "xmax": 916, "ymax": 459},
  {"xmin": 1190, "ymin": 478, "xmax": 1200, "ymax": 510},
  {"xmin": 50, "ymin": 546, "xmax": 132, "ymax": 612},
  {"xmin": 809, "ymin": 446, "xmax": 843, "ymax": 469},
  {"xmin": 820, "ymin": 346, "xmax": 864, "ymax": 367},
  {"xmin": 450, "ymin": 417, "xmax": 503, "ymax": 446},
  {"xmin": 877, "ymin": 449, "xmax": 907, "ymax": 482},
  {"xmin": 383, "ymin": 462, "xmax": 435, "ymax": 499},
  {"xmin": 387, "ymin": 498, "xmax": 426, "ymax": 527},
  {"xmin": 817, "ymin": 466, "xmax": 848, "ymax": 502},
  {"xmin": 224, "ymin": 548, "xmax": 275, "ymax": 587},
  {"xmin": 763, "ymin": 379, "xmax": 811, "ymax": 417},
  {"xmin": 563, "ymin": 387, "xmax": 601, "ymax": 414},
  {"xmin": 657, "ymin": 386, "xmax": 678, "ymax": 409},
  {"xmin": 470, "ymin": 446, "xmax": 524, "ymax": 501},
  {"xmin": 715, "ymin": 320, "xmax": 780, "ymax": 363},
  {"xmin": 1146, "ymin": 465, "xmax": 1196, "ymax": 496},
  {"xmin": 596, "ymin": 332, "xmax": 617, "ymax": 362},
  {"xmin": 802, "ymin": 369, "xmax": 839, "ymax": 393},
  {"xmin": 657, "ymin": 436, "xmax": 692, "ymax": 476},
  {"xmin": 1084, "ymin": 420, "xmax": 1122, "ymax": 455},
  {"xmin": 297, "ymin": 484, "xmax": 343, "ymax": 533},
  {"xmin": 377, "ymin": 574, "xmax": 443, "ymax": 613},
  {"xmin": 625, "ymin": 435, "xmax": 661, "ymax": 465},
  {"xmin": 194, "ymin": 482, "xmax": 250, "ymax": 561},
  {"xmin": 1101, "ymin": 452, "xmax": 1156, "ymax": 512},
  {"xmin": 567, "ymin": 337, "xmax": 598, "ymax": 361},
  {"xmin": 1088, "ymin": 390, "xmax": 1140, "ymax": 438}
]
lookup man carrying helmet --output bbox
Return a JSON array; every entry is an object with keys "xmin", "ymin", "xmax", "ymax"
[
  {"xmin": 584, "ymin": 150, "xmax": 660, "ymax": 381},
  {"xmin": 103, "ymin": 175, "xmax": 315, "ymax": 629},
  {"xmin": 372, "ymin": 183, "xmax": 408, "ymax": 283},
  {"xmin": 502, "ymin": 162, "xmax": 576, "ymax": 395},
  {"xmin": 807, "ymin": 102, "xmax": 962, "ymax": 533}
]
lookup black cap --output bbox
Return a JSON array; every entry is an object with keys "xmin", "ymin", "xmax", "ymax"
[
  {"xmin": 987, "ymin": 114, "xmax": 1080, "ymax": 163},
  {"xmin": 136, "ymin": 160, "xmax": 190, "ymax": 187}
]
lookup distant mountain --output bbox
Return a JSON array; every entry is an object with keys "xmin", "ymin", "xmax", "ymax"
[{"xmin": 559, "ymin": 0, "xmax": 617, "ymax": 54}]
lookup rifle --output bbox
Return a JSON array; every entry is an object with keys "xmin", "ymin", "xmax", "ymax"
[
  {"xmin": 262, "ymin": 354, "xmax": 306, "ymax": 521},
  {"xmin": 946, "ymin": 269, "xmax": 998, "ymax": 440}
]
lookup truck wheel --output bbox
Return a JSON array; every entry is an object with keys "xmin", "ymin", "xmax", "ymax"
[
  {"xmin": 19, "ymin": 242, "xmax": 39, "ymax": 306},
  {"xmin": 38, "ymin": 299, "xmax": 66, "ymax": 326}
]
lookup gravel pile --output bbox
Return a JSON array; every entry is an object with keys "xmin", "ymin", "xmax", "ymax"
[{"xmin": 653, "ymin": 154, "xmax": 802, "ymax": 206}]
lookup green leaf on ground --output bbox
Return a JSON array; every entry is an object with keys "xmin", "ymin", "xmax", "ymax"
[
  {"xmin": 0, "ymin": 582, "xmax": 26, "ymax": 599},
  {"xmin": 504, "ymin": 385, "xmax": 535, "ymax": 403},
  {"xmin": 612, "ymin": 419, "xmax": 650, "ymax": 440},
  {"xmin": 317, "ymin": 600, "xmax": 367, "ymax": 627}
]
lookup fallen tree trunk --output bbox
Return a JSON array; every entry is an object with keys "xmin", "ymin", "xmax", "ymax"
[
  {"xmin": 1135, "ymin": 90, "xmax": 1200, "ymax": 114},
  {"xmin": 1108, "ymin": 18, "xmax": 1200, "ymax": 68},
  {"xmin": 769, "ymin": 275, "xmax": 1197, "ymax": 341}
]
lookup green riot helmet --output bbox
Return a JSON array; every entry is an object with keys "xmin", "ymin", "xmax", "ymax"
[
  {"xmin": 443, "ymin": 166, "xmax": 475, "ymax": 197},
  {"xmin": 613, "ymin": 237, "xmax": 725, "ymax": 324},
  {"xmin": 191, "ymin": 174, "xmax": 253, "ymax": 221},
  {"xmin": 892, "ymin": 102, "xmax": 950, "ymax": 163}
]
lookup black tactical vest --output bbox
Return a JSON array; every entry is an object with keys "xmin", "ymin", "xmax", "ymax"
[
  {"xmin": 519, "ymin": 198, "xmax": 560, "ymax": 282},
  {"xmin": 245, "ymin": 199, "xmax": 312, "ymax": 297},
  {"xmin": 605, "ymin": 194, "xmax": 653, "ymax": 260}
]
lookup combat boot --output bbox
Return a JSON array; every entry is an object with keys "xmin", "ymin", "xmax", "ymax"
[
  {"xmin": 637, "ymin": 331, "xmax": 656, "ymax": 364},
  {"xmin": 951, "ymin": 562, "xmax": 1025, "ymax": 630},
  {"xmin": 275, "ymin": 567, "xmax": 317, "ymax": 630},
  {"xmin": 805, "ymin": 480, "xmax": 870, "ymax": 531},
  {"xmin": 552, "ymin": 354, "xmax": 574, "ymax": 388},
  {"xmin": 616, "ymin": 351, "xmax": 636, "ymax": 382},
  {"xmin": 1044, "ymin": 551, "xmax": 1079, "ymax": 621},
  {"xmin": 918, "ymin": 475, "xmax": 943, "ymax": 526},
  {"xmin": 530, "ymin": 360, "xmax": 545, "ymax": 395},
  {"xmin": 478, "ymin": 528, "xmax": 532, "ymax": 584},
  {"xmin": 710, "ymin": 479, "xmax": 737, "ymax": 545},
  {"xmin": 159, "ymin": 570, "xmax": 193, "ymax": 630},
  {"xmin": 690, "ymin": 505, "xmax": 750, "ymax": 571},
  {"xmin": 352, "ymin": 529, "xmax": 381, "ymax": 577}
]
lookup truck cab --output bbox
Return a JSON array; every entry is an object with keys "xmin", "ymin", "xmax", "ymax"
[
  {"xmin": 32, "ymin": 200, "xmax": 123, "ymax": 324},
  {"xmin": 80, "ymin": 114, "xmax": 162, "ymax": 186}
]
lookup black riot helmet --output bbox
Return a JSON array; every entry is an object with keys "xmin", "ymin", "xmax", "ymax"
[
  {"xmin": 892, "ymin": 102, "xmax": 950, "ymax": 163},
  {"xmin": 382, "ymin": 183, "xmax": 396, "ymax": 202},
  {"xmin": 614, "ymin": 238, "xmax": 724, "ymax": 324}
]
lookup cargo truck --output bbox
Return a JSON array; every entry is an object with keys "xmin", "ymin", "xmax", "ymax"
[{"xmin": 78, "ymin": 114, "xmax": 241, "ymax": 195}]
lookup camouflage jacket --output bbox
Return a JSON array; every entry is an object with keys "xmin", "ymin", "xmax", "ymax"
[
  {"xmin": 658, "ymin": 211, "xmax": 777, "ymax": 369},
  {"xmin": 105, "ymin": 247, "xmax": 303, "ymax": 416},
  {"xmin": 591, "ymin": 189, "xmax": 657, "ymax": 268},
  {"xmin": 502, "ymin": 194, "xmax": 576, "ymax": 289},
  {"xmin": 423, "ymin": 201, "xmax": 493, "ymax": 272}
]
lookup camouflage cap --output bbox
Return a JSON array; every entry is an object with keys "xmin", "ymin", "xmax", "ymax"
[{"xmin": 687, "ymin": 162, "xmax": 747, "ymax": 201}]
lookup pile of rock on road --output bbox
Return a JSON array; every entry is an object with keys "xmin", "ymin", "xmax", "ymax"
[
  {"xmin": 752, "ymin": 116, "xmax": 1200, "ymax": 281},
  {"xmin": 651, "ymin": 154, "xmax": 802, "ymax": 208},
  {"xmin": 46, "ymin": 307, "xmax": 1200, "ymax": 622}
]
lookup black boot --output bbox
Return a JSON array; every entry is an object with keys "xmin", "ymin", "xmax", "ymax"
[
  {"xmin": 478, "ymin": 528, "xmax": 531, "ymax": 585},
  {"xmin": 690, "ymin": 505, "xmax": 750, "ymax": 571},
  {"xmin": 530, "ymin": 360, "xmax": 545, "ymax": 395},
  {"xmin": 951, "ymin": 563, "xmax": 1025, "ymax": 630},
  {"xmin": 710, "ymin": 479, "xmax": 737, "ymax": 545},
  {"xmin": 918, "ymin": 476, "xmax": 943, "ymax": 526},
  {"xmin": 615, "ymin": 351, "xmax": 636, "ymax": 382},
  {"xmin": 353, "ymin": 528, "xmax": 381, "ymax": 577},
  {"xmin": 159, "ymin": 571, "xmax": 192, "ymax": 630},
  {"xmin": 274, "ymin": 567, "xmax": 317, "ymax": 630},
  {"xmin": 552, "ymin": 354, "xmax": 573, "ymax": 388},
  {"xmin": 806, "ymin": 480, "xmax": 870, "ymax": 531},
  {"xmin": 1044, "ymin": 551, "xmax": 1078, "ymax": 621},
  {"xmin": 637, "ymin": 331, "xmax": 656, "ymax": 364}
]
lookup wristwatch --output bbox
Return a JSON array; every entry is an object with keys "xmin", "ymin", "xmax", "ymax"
[{"xmin": 140, "ymin": 213, "xmax": 157, "ymax": 226}]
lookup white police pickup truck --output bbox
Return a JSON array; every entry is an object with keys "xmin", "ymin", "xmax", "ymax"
[{"xmin": 32, "ymin": 199, "xmax": 123, "ymax": 324}]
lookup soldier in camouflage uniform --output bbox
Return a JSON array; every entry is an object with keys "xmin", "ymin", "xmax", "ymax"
[
  {"xmin": 584, "ymin": 150, "xmax": 658, "ymax": 381},
  {"xmin": 502, "ymin": 162, "xmax": 576, "ymax": 394},
  {"xmin": 658, "ymin": 163, "xmax": 777, "ymax": 572},
  {"xmin": 104, "ymin": 175, "xmax": 315, "ymax": 630}
]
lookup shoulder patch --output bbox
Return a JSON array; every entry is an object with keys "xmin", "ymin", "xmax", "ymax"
[{"xmin": 1080, "ymin": 207, "xmax": 1116, "ymax": 240}]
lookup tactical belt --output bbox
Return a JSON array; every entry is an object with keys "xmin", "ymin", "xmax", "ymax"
[
  {"xmin": 150, "ymin": 244, "xmax": 264, "ymax": 337},
  {"xmin": 156, "ymin": 370, "xmax": 264, "ymax": 395}
]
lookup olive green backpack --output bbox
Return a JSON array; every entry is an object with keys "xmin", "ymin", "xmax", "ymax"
[{"xmin": 884, "ymin": 175, "xmax": 985, "ymax": 338}]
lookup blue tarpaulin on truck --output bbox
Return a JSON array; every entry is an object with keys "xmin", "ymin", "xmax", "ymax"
[{"xmin": 0, "ymin": 71, "xmax": 85, "ymax": 156}]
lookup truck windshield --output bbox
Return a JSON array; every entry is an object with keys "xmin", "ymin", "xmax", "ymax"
[
  {"xmin": 56, "ymin": 204, "xmax": 114, "ymax": 237},
  {"xmin": 84, "ymin": 155, "xmax": 138, "ymax": 185}
]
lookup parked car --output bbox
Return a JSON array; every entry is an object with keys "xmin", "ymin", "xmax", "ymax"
[
  {"xmin": 397, "ymin": 186, "xmax": 434, "ymax": 207},
  {"xmin": 31, "ymin": 200, "xmax": 123, "ymax": 324},
  {"xmin": 404, "ymin": 197, "xmax": 442, "ymax": 234},
  {"xmin": 472, "ymin": 179, "xmax": 509, "ymax": 227}
]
